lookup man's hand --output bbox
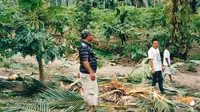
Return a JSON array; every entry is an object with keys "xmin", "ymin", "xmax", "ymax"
[
  {"xmin": 162, "ymin": 66, "xmax": 165, "ymax": 72},
  {"xmin": 168, "ymin": 64, "xmax": 170, "ymax": 67},
  {"xmin": 82, "ymin": 60, "xmax": 96, "ymax": 81},
  {"xmin": 90, "ymin": 73, "xmax": 96, "ymax": 81},
  {"xmin": 152, "ymin": 69, "xmax": 155, "ymax": 74}
]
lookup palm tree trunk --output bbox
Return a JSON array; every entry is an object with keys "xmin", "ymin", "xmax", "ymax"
[{"xmin": 38, "ymin": 59, "xmax": 44, "ymax": 83}]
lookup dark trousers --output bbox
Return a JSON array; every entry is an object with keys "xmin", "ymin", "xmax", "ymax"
[{"xmin": 152, "ymin": 71, "xmax": 164, "ymax": 93}]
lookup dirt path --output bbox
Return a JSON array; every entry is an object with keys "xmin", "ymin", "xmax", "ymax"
[
  {"xmin": 173, "ymin": 69, "xmax": 200, "ymax": 90},
  {"xmin": 173, "ymin": 72, "xmax": 200, "ymax": 90},
  {"xmin": 10, "ymin": 55, "xmax": 134, "ymax": 77},
  {"xmin": 1, "ymin": 55, "xmax": 200, "ymax": 90}
]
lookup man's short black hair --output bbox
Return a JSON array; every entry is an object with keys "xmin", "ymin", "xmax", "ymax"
[
  {"xmin": 152, "ymin": 39, "xmax": 158, "ymax": 44},
  {"xmin": 165, "ymin": 44, "xmax": 170, "ymax": 48},
  {"xmin": 81, "ymin": 30, "xmax": 91, "ymax": 39}
]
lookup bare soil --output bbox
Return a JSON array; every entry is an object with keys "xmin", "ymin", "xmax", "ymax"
[
  {"xmin": 1, "ymin": 55, "xmax": 200, "ymax": 90},
  {"xmin": 173, "ymin": 64, "xmax": 200, "ymax": 90}
]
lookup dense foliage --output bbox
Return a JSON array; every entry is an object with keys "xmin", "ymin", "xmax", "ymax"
[
  {"xmin": 0, "ymin": 0, "xmax": 66, "ymax": 82},
  {"xmin": 0, "ymin": 1, "xmax": 200, "ymax": 112},
  {"xmin": 0, "ymin": 0, "xmax": 200, "ymax": 81}
]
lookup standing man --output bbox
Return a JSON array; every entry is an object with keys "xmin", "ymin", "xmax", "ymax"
[
  {"xmin": 79, "ymin": 30, "xmax": 98, "ymax": 112},
  {"xmin": 148, "ymin": 39, "xmax": 165, "ymax": 94},
  {"xmin": 163, "ymin": 44, "xmax": 173, "ymax": 83}
]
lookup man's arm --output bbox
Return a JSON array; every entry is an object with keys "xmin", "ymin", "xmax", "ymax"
[
  {"xmin": 149, "ymin": 59, "xmax": 155, "ymax": 74},
  {"xmin": 80, "ymin": 46, "xmax": 95, "ymax": 81},
  {"xmin": 148, "ymin": 50, "xmax": 155, "ymax": 74},
  {"xmin": 82, "ymin": 60, "xmax": 95, "ymax": 81},
  {"xmin": 165, "ymin": 58, "xmax": 170, "ymax": 67}
]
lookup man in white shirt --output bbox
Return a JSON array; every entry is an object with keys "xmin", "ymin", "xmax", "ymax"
[
  {"xmin": 148, "ymin": 39, "xmax": 165, "ymax": 94},
  {"xmin": 163, "ymin": 44, "xmax": 173, "ymax": 83}
]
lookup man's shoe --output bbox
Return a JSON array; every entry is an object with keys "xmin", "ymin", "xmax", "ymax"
[{"xmin": 161, "ymin": 91, "xmax": 167, "ymax": 94}]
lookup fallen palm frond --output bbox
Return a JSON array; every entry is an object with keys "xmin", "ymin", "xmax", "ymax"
[
  {"xmin": 59, "ymin": 79, "xmax": 80, "ymax": 89},
  {"xmin": 4, "ymin": 89, "xmax": 85, "ymax": 112},
  {"xmin": 3, "ymin": 100, "xmax": 51, "ymax": 112},
  {"xmin": 39, "ymin": 89, "xmax": 85, "ymax": 111},
  {"xmin": 99, "ymin": 90, "xmax": 121, "ymax": 98},
  {"xmin": 128, "ymin": 58, "xmax": 151, "ymax": 83},
  {"xmin": 164, "ymin": 84, "xmax": 189, "ymax": 95},
  {"xmin": 137, "ymin": 95, "xmax": 176, "ymax": 112},
  {"xmin": 98, "ymin": 77, "xmax": 198, "ymax": 112},
  {"xmin": 100, "ymin": 103, "xmax": 136, "ymax": 108}
]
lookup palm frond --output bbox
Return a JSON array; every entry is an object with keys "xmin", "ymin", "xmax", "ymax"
[
  {"xmin": 3, "ymin": 100, "xmax": 51, "ymax": 112},
  {"xmin": 19, "ymin": 100, "xmax": 50, "ymax": 112},
  {"xmin": 39, "ymin": 88, "xmax": 85, "ymax": 112},
  {"xmin": 4, "ymin": 89, "xmax": 85, "ymax": 112},
  {"xmin": 137, "ymin": 95, "xmax": 176, "ymax": 112}
]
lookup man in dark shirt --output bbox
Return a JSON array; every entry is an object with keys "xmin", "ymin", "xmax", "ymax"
[{"xmin": 79, "ymin": 30, "xmax": 98, "ymax": 112}]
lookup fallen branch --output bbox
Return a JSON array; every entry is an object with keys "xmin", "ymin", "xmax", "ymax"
[
  {"xmin": 60, "ymin": 79, "xmax": 80, "ymax": 89},
  {"xmin": 99, "ymin": 90, "xmax": 120, "ymax": 98}
]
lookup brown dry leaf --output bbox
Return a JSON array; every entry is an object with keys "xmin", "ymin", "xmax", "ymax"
[
  {"xmin": 98, "ymin": 82, "xmax": 112, "ymax": 87},
  {"xmin": 68, "ymin": 52, "xmax": 79, "ymax": 61},
  {"xmin": 118, "ymin": 96, "xmax": 137, "ymax": 106},
  {"xmin": 111, "ymin": 78, "xmax": 131, "ymax": 94},
  {"xmin": 7, "ymin": 74, "xmax": 18, "ymax": 80},
  {"xmin": 99, "ymin": 86, "xmax": 122, "ymax": 102},
  {"xmin": 59, "ymin": 81, "xmax": 72, "ymax": 89},
  {"xmin": 128, "ymin": 88, "xmax": 151, "ymax": 95},
  {"xmin": 176, "ymin": 96, "xmax": 194, "ymax": 105}
]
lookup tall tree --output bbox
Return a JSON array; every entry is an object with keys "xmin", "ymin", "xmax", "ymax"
[
  {"xmin": 164, "ymin": 0, "xmax": 191, "ymax": 59},
  {"xmin": 0, "ymin": 0, "xmax": 66, "ymax": 82},
  {"xmin": 190, "ymin": 0, "xmax": 197, "ymax": 13},
  {"xmin": 76, "ymin": 0, "xmax": 92, "ymax": 31},
  {"xmin": 135, "ymin": 0, "xmax": 138, "ymax": 7},
  {"xmin": 143, "ymin": 0, "xmax": 149, "ymax": 7},
  {"xmin": 61, "ymin": 0, "xmax": 67, "ymax": 6}
]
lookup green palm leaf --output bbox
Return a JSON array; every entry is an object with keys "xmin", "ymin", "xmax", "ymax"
[
  {"xmin": 4, "ymin": 89, "xmax": 85, "ymax": 112},
  {"xmin": 39, "ymin": 89, "xmax": 85, "ymax": 112},
  {"xmin": 3, "ymin": 99, "xmax": 51, "ymax": 112}
]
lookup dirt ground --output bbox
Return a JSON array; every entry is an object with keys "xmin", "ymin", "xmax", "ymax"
[
  {"xmin": 1, "ymin": 55, "xmax": 200, "ymax": 90},
  {"xmin": 173, "ymin": 65, "xmax": 200, "ymax": 90},
  {"xmin": 11, "ymin": 55, "xmax": 134, "ymax": 76}
]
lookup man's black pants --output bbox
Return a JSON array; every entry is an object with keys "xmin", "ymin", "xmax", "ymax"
[{"xmin": 152, "ymin": 71, "xmax": 164, "ymax": 93}]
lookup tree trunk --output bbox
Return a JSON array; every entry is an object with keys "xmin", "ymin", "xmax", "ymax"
[
  {"xmin": 104, "ymin": 0, "xmax": 106, "ymax": 8},
  {"xmin": 66, "ymin": 0, "xmax": 68, "ymax": 6},
  {"xmin": 56, "ymin": 0, "xmax": 58, "ymax": 6},
  {"xmin": 82, "ymin": 10, "xmax": 85, "ymax": 30},
  {"xmin": 143, "ymin": 0, "xmax": 149, "ymax": 7},
  {"xmin": 190, "ymin": 0, "xmax": 196, "ymax": 13},
  {"xmin": 38, "ymin": 59, "xmax": 44, "ymax": 83},
  {"xmin": 61, "ymin": 0, "xmax": 67, "ymax": 6},
  {"xmin": 91, "ymin": 0, "xmax": 93, "ymax": 7},
  {"xmin": 135, "ymin": 0, "xmax": 138, "ymax": 8}
]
